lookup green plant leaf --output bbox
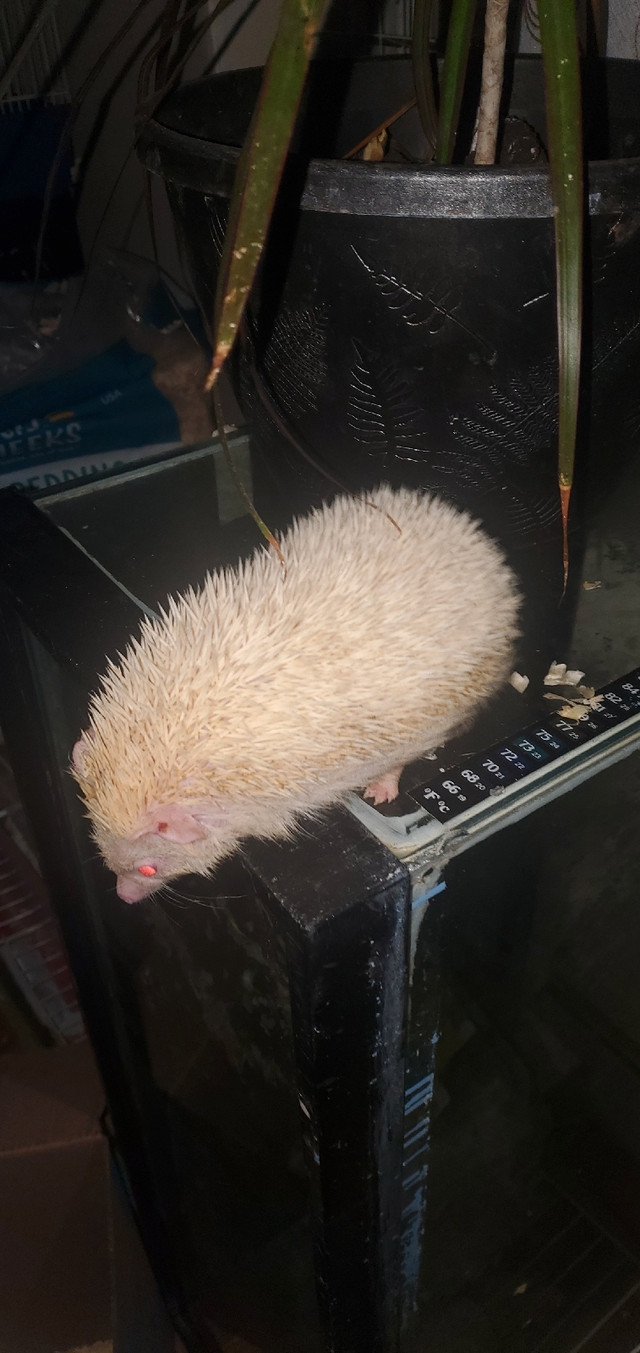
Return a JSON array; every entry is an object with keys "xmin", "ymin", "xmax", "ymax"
[
  {"xmin": 140, "ymin": 0, "xmax": 238, "ymax": 109},
  {"xmin": 0, "ymin": 0, "xmax": 62, "ymax": 104},
  {"xmin": 212, "ymin": 384, "xmax": 285, "ymax": 565},
  {"xmin": 537, "ymin": 0, "xmax": 584, "ymax": 586},
  {"xmin": 206, "ymin": 0, "xmax": 330, "ymax": 389},
  {"xmin": 435, "ymin": 0, "xmax": 477, "ymax": 164},
  {"xmin": 411, "ymin": 0, "xmax": 438, "ymax": 156}
]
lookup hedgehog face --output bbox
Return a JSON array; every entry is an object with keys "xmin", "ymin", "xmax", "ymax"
[
  {"xmin": 95, "ymin": 832, "xmax": 188, "ymax": 903},
  {"xmin": 91, "ymin": 802, "xmax": 235, "ymax": 903}
]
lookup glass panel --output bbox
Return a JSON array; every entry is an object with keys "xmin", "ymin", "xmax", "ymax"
[
  {"xmin": 348, "ymin": 434, "xmax": 640, "ymax": 826},
  {"xmin": 36, "ymin": 421, "xmax": 640, "ymax": 792},
  {"xmin": 39, "ymin": 436, "xmax": 257, "ymax": 610},
  {"xmin": 21, "ymin": 627, "xmax": 322, "ymax": 1352},
  {"xmin": 18, "ymin": 417, "xmax": 640, "ymax": 1349},
  {"xmin": 408, "ymin": 750, "xmax": 640, "ymax": 1351}
]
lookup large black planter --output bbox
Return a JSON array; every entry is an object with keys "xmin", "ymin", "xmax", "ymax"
[{"xmin": 139, "ymin": 56, "xmax": 640, "ymax": 674}]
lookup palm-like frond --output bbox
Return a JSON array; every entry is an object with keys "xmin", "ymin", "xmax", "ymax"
[{"xmin": 537, "ymin": 0, "xmax": 584, "ymax": 586}]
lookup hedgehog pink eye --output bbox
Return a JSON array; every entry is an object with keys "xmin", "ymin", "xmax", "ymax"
[{"xmin": 138, "ymin": 864, "xmax": 157, "ymax": 877}]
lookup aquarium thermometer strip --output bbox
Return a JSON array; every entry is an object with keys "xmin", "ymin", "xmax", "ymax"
[
  {"xmin": 346, "ymin": 666, "xmax": 640, "ymax": 856},
  {"xmin": 409, "ymin": 668, "xmax": 640, "ymax": 823}
]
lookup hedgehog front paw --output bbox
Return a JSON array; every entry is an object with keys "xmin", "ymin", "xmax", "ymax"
[{"xmin": 363, "ymin": 768, "xmax": 402, "ymax": 805}]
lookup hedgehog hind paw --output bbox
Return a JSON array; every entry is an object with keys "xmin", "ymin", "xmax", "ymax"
[{"xmin": 363, "ymin": 768, "xmax": 403, "ymax": 806}]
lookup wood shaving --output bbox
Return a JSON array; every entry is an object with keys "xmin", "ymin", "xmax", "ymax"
[
  {"xmin": 583, "ymin": 580, "xmax": 602, "ymax": 590},
  {"xmin": 509, "ymin": 671, "xmax": 530, "ymax": 693},
  {"xmin": 544, "ymin": 688, "xmax": 602, "ymax": 711},
  {"xmin": 544, "ymin": 661, "xmax": 567, "ymax": 686},
  {"xmin": 545, "ymin": 661, "xmax": 585, "ymax": 689},
  {"xmin": 362, "ymin": 129, "xmax": 388, "ymax": 161},
  {"xmin": 557, "ymin": 701, "xmax": 591, "ymax": 721}
]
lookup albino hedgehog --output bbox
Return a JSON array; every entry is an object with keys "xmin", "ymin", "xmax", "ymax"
[{"xmin": 71, "ymin": 485, "xmax": 520, "ymax": 903}]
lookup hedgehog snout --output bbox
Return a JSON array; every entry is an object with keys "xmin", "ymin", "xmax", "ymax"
[{"xmin": 116, "ymin": 872, "xmax": 162, "ymax": 904}]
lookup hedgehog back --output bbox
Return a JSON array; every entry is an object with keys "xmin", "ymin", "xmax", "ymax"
[{"xmin": 80, "ymin": 485, "xmax": 520, "ymax": 837}]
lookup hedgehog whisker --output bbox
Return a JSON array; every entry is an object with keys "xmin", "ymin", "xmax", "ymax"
[
  {"xmin": 79, "ymin": 846, "xmax": 103, "ymax": 867},
  {"xmin": 161, "ymin": 883, "xmax": 220, "ymax": 910},
  {"xmin": 159, "ymin": 891, "xmax": 188, "ymax": 910},
  {"xmin": 159, "ymin": 885, "xmax": 192, "ymax": 908},
  {"xmin": 150, "ymin": 895, "xmax": 183, "ymax": 929}
]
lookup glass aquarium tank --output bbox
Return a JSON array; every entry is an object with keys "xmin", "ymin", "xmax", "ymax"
[{"xmin": 0, "ymin": 430, "xmax": 639, "ymax": 1353}]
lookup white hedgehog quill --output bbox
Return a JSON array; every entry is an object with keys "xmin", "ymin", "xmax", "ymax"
[{"xmin": 71, "ymin": 485, "xmax": 520, "ymax": 903}]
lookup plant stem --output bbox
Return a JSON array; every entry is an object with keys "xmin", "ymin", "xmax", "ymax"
[
  {"xmin": 589, "ymin": 0, "xmax": 608, "ymax": 56},
  {"xmin": 474, "ymin": 0, "xmax": 510, "ymax": 165},
  {"xmin": 212, "ymin": 383, "xmax": 285, "ymax": 565}
]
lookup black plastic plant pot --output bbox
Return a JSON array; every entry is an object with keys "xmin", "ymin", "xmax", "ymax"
[{"xmin": 138, "ymin": 55, "xmax": 640, "ymax": 674}]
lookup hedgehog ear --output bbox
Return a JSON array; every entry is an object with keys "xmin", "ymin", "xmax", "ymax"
[
  {"xmin": 72, "ymin": 733, "xmax": 93, "ymax": 778},
  {"xmin": 132, "ymin": 803, "xmax": 229, "ymax": 844}
]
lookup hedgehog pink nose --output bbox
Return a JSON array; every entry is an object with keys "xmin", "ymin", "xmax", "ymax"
[{"xmin": 116, "ymin": 875, "xmax": 152, "ymax": 904}]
